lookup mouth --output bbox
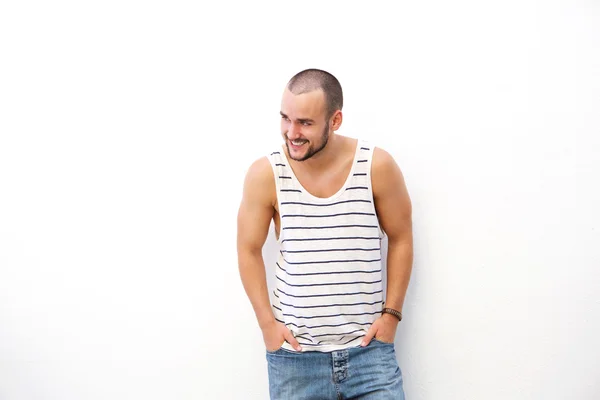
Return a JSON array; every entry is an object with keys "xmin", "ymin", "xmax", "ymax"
[{"xmin": 288, "ymin": 139, "xmax": 308, "ymax": 150}]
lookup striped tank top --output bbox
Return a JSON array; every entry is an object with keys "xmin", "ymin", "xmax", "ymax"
[{"xmin": 267, "ymin": 139, "xmax": 385, "ymax": 352}]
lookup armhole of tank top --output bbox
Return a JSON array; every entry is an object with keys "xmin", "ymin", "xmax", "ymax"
[
  {"xmin": 267, "ymin": 152, "xmax": 283, "ymax": 244},
  {"xmin": 365, "ymin": 143, "xmax": 386, "ymax": 239}
]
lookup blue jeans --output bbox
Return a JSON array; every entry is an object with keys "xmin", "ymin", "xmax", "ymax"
[{"xmin": 266, "ymin": 339, "xmax": 405, "ymax": 399}]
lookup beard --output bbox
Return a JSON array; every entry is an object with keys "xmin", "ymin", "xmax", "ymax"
[{"xmin": 285, "ymin": 121, "xmax": 330, "ymax": 162}]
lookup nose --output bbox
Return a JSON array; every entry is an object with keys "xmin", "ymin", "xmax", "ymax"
[{"xmin": 287, "ymin": 122, "xmax": 302, "ymax": 139}]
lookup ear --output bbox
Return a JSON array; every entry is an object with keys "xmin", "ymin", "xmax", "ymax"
[{"xmin": 330, "ymin": 110, "xmax": 343, "ymax": 131}]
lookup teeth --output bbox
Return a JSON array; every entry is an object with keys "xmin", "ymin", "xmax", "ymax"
[{"xmin": 292, "ymin": 140, "xmax": 305, "ymax": 145}]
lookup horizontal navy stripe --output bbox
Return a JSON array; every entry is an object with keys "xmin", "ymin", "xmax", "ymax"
[
  {"xmin": 277, "ymin": 288, "xmax": 383, "ymax": 298},
  {"xmin": 271, "ymin": 151, "xmax": 281, "ymax": 155},
  {"xmin": 280, "ymin": 189, "xmax": 302, "ymax": 193},
  {"xmin": 283, "ymin": 224, "xmax": 378, "ymax": 230},
  {"xmin": 279, "ymin": 176, "xmax": 292, "ymax": 179},
  {"xmin": 281, "ymin": 212, "xmax": 375, "ymax": 218},
  {"xmin": 279, "ymin": 300, "xmax": 383, "ymax": 309},
  {"xmin": 276, "ymin": 275, "xmax": 382, "ymax": 287},
  {"xmin": 280, "ymin": 199, "xmax": 371, "ymax": 207},
  {"xmin": 340, "ymin": 336, "xmax": 362, "ymax": 345},
  {"xmin": 296, "ymin": 341, "xmax": 324, "ymax": 346},
  {"xmin": 273, "ymin": 305, "xmax": 381, "ymax": 319},
  {"xmin": 346, "ymin": 186, "xmax": 368, "ymax": 190},
  {"xmin": 275, "ymin": 163, "xmax": 286, "ymax": 167},
  {"xmin": 276, "ymin": 318, "xmax": 373, "ymax": 329},
  {"xmin": 281, "ymin": 247, "xmax": 381, "ymax": 253},
  {"xmin": 353, "ymin": 173, "xmax": 367, "ymax": 176},
  {"xmin": 297, "ymin": 337, "xmax": 360, "ymax": 346},
  {"xmin": 295, "ymin": 334, "xmax": 314, "ymax": 343},
  {"xmin": 281, "ymin": 236, "xmax": 380, "ymax": 243},
  {"xmin": 281, "ymin": 257, "xmax": 382, "ymax": 265},
  {"xmin": 357, "ymin": 159, "xmax": 368, "ymax": 163},
  {"xmin": 312, "ymin": 329, "xmax": 365, "ymax": 338},
  {"xmin": 360, "ymin": 147, "xmax": 370, "ymax": 150},
  {"xmin": 283, "ymin": 311, "xmax": 381, "ymax": 320},
  {"xmin": 278, "ymin": 262, "xmax": 381, "ymax": 275}
]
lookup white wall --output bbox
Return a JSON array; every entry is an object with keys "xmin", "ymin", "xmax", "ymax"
[{"xmin": 1, "ymin": 1, "xmax": 599, "ymax": 399}]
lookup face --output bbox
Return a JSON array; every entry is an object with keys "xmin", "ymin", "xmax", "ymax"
[{"xmin": 280, "ymin": 88, "xmax": 331, "ymax": 162}]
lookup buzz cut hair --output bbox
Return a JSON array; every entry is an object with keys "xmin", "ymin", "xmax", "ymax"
[{"xmin": 287, "ymin": 68, "xmax": 343, "ymax": 119}]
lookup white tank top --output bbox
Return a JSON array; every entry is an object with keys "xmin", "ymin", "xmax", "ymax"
[{"xmin": 267, "ymin": 139, "xmax": 385, "ymax": 352}]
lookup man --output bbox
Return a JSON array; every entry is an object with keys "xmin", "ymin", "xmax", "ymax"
[{"xmin": 237, "ymin": 68, "xmax": 413, "ymax": 399}]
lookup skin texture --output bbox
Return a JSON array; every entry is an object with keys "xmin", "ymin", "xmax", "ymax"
[{"xmin": 237, "ymin": 87, "xmax": 413, "ymax": 352}]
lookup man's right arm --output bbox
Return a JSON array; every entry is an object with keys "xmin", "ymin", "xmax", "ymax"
[{"xmin": 237, "ymin": 157, "xmax": 301, "ymax": 351}]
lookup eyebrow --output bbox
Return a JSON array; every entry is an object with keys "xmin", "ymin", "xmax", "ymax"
[{"xmin": 280, "ymin": 112, "xmax": 315, "ymax": 124}]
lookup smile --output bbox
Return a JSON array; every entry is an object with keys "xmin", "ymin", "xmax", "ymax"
[{"xmin": 289, "ymin": 139, "xmax": 307, "ymax": 149}]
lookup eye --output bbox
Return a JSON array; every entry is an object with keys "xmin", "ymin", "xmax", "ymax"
[
  {"xmin": 302, "ymin": 122, "xmax": 311, "ymax": 126},
  {"xmin": 281, "ymin": 115, "xmax": 290, "ymax": 121}
]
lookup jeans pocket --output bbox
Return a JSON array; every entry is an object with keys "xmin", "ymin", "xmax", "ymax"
[
  {"xmin": 266, "ymin": 347, "xmax": 283, "ymax": 354},
  {"xmin": 372, "ymin": 338, "xmax": 395, "ymax": 345},
  {"xmin": 266, "ymin": 340, "xmax": 286, "ymax": 354}
]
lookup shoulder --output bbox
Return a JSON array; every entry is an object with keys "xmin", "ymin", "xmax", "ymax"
[
  {"xmin": 370, "ymin": 146, "xmax": 407, "ymax": 198},
  {"xmin": 372, "ymin": 146, "xmax": 400, "ymax": 175},
  {"xmin": 242, "ymin": 156, "xmax": 276, "ymax": 205},
  {"xmin": 246, "ymin": 156, "xmax": 273, "ymax": 180}
]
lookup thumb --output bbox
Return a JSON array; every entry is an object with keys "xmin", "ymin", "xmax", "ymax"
[
  {"xmin": 284, "ymin": 329, "xmax": 302, "ymax": 351},
  {"xmin": 361, "ymin": 326, "xmax": 377, "ymax": 347}
]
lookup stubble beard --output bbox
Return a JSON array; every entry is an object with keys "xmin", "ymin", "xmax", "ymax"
[{"xmin": 286, "ymin": 121, "xmax": 330, "ymax": 162}]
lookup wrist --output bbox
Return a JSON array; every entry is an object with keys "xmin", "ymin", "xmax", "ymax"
[
  {"xmin": 259, "ymin": 317, "xmax": 277, "ymax": 330},
  {"xmin": 381, "ymin": 312, "xmax": 400, "ymax": 324},
  {"xmin": 381, "ymin": 307, "xmax": 403, "ymax": 322}
]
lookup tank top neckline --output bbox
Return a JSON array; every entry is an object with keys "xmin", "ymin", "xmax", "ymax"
[{"xmin": 279, "ymin": 138, "xmax": 362, "ymax": 203}]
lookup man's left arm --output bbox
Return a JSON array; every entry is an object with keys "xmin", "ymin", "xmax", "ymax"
[{"xmin": 361, "ymin": 147, "xmax": 413, "ymax": 346}]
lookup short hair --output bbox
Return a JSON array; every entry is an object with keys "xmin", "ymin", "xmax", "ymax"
[{"xmin": 287, "ymin": 69, "xmax": 343, "ymax": 118}]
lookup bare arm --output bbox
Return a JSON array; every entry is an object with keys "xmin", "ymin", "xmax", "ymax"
[
  {"xmin": 237, "ymin": 157, "xmax": 301, "ymax": 351},
  {"xmin": 361, "ymin": 147, "xmax": 413, "ymax": 346},
  {"xmin": 237, "ymin": 157, "xmax": 277, "ymax": 328},
  {"xmin": 372, "ymin": 147, "xmax": 413, "ymax": 314}
]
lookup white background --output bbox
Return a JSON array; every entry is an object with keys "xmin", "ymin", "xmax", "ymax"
[{"xmin": 1, "ymin": 1, "xmax": 599, "ymax": 399}]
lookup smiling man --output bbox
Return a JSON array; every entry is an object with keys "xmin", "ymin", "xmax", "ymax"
[{"xmin": 237, "ymin": 69, "xmax": 413, "ymax": 399}]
